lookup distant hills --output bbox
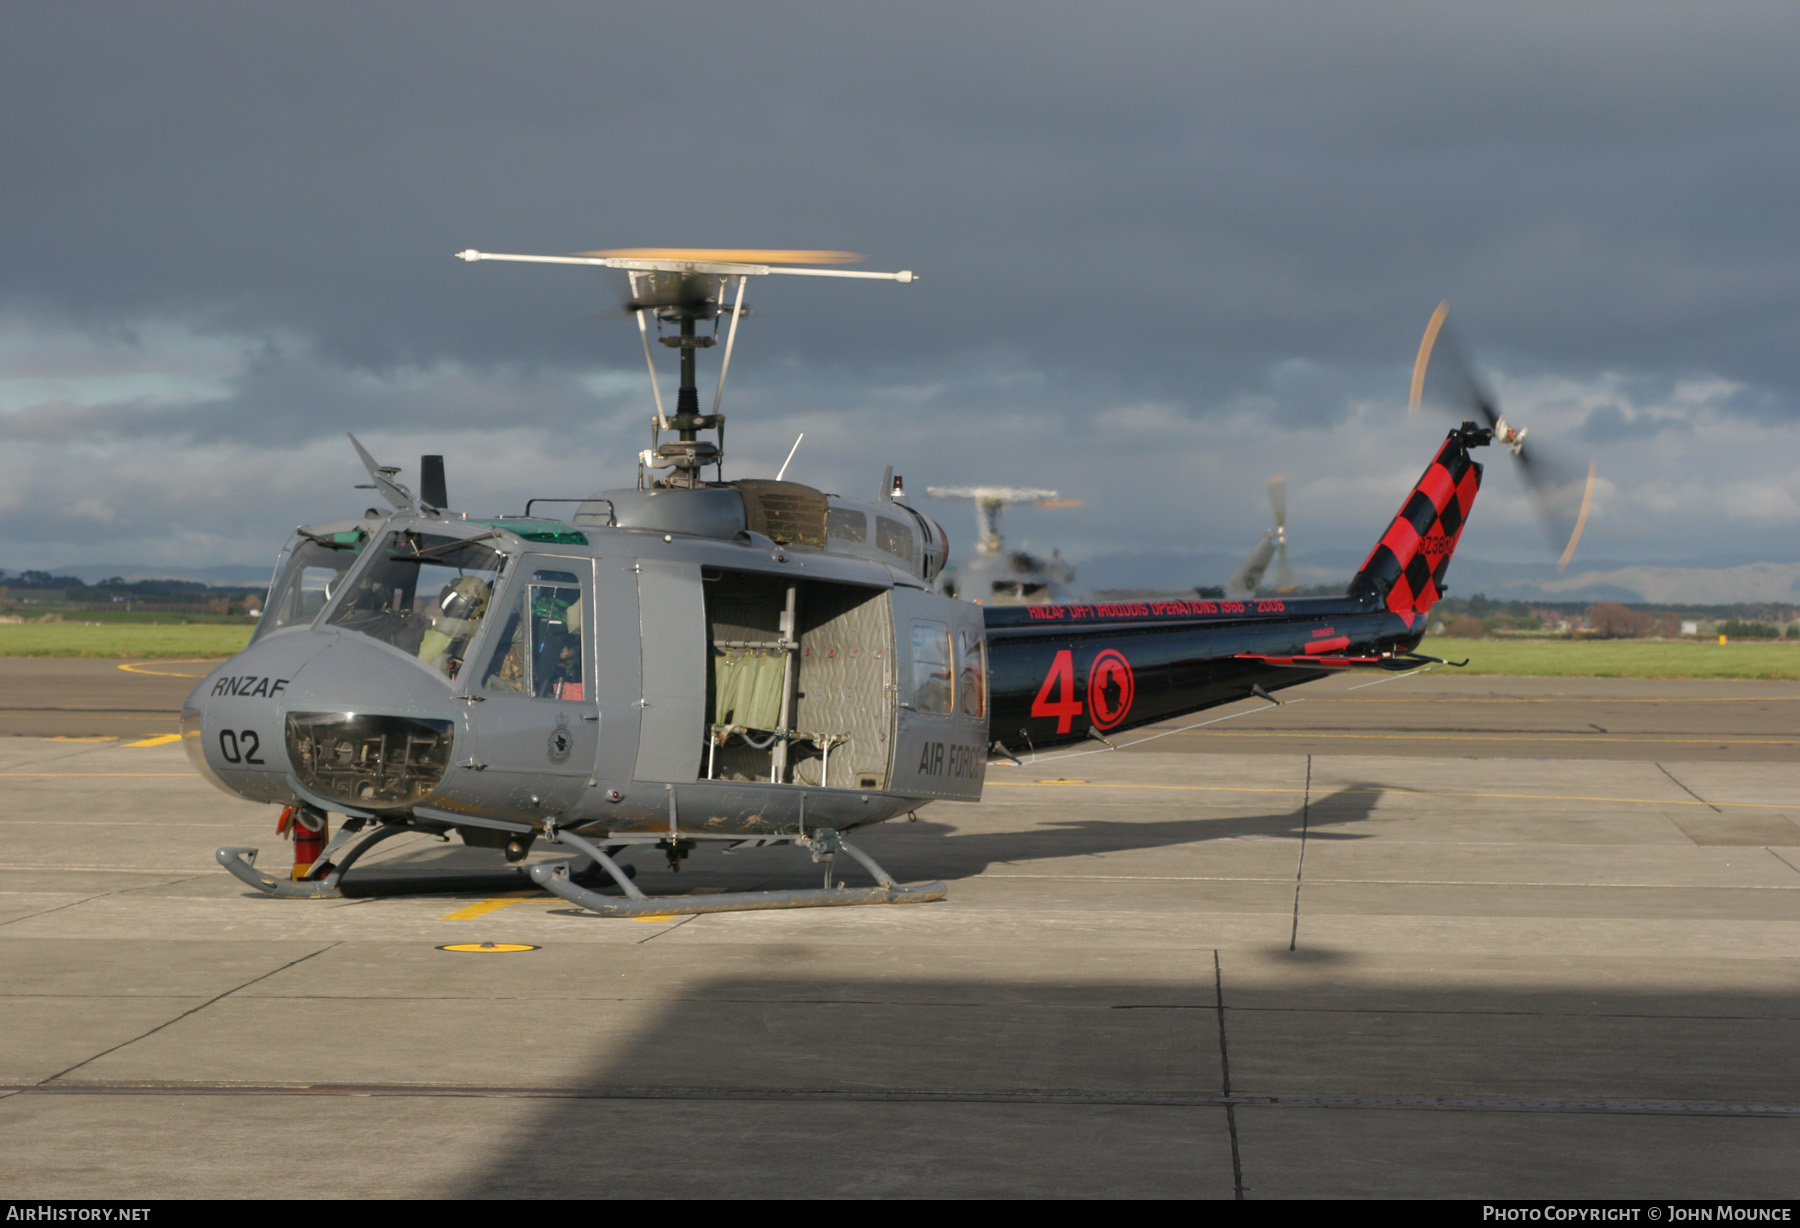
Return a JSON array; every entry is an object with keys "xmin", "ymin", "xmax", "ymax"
[
  {"xmin": 13, "ymin": 555, "xmax": 1800, "ymax": 606},
  {"xmin": 1070, "ymin": 550, "xmax": 1800, "ymax": 606},
  {"xmin": 1445, "ymin": 560, "xmax": 1800, "ymax": 605},
  {"xmin": 10, "ymin": 562, "xmax": 274, "ymax": 588}
]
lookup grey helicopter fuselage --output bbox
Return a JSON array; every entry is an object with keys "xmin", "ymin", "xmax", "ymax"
[{"xmin": 183, "ymin": 478, "xmax": 980, "ymax": 849}]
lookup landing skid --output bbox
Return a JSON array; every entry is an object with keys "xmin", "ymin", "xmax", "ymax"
[
  {"xmin": 215, "ymin": 820, "xmax": 625, "ymax": 900},
  {"xmin": 530, "ymin": 827, "xmax": 947, "ymax": 918},
  {"xmin": 216, "ymin": 819, "xmax": 412, "ymax": 899}
]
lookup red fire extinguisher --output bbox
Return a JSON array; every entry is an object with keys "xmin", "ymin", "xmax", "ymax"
[{"xmin": 277, "ymin": 804, "xmax": 330, "ymax": 881}]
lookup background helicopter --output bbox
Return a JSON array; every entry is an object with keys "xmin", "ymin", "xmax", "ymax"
[
  {"xmin": 926, "ymin": 485, "xmax": 1082, "ymax": 606},
  {"xmin": 185, "ymin": 254, "xmax": 1593, "ymax": 918},
  {"xmin": 1219, "ymin": 476, "xmax": 1296, "ymax": 600}
]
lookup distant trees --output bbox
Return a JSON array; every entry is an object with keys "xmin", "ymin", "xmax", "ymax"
[
  {"xmin": 1718, "ymin": 620, "xmax": 1781, "ymax": 639},
  {"xmin": 1585, "ymin": 603, "xmax": 1657, "ymax": 639}
]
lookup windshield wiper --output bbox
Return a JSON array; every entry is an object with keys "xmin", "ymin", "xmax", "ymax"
[
  {"xmin": 296, "ymin": 529, "xmax": 362, "ymax": 552},
  {"xmin": 388, "ymin": 531, "xmax": 502, "ymax": 562}
]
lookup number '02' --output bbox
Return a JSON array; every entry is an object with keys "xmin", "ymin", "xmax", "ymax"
[
  {"xmin": 1030, "ymin": 650, "xmax": 1083, "ymax": 734},
  {"xmin": 218, "ymin": 729, "xmax": 265, "ymax": 765}
]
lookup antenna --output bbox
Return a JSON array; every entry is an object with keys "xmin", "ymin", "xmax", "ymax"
[
  {"xmin": 457, "ymin": 247, "xmax": 916, "ymax": 490},
  {"xmin": 776, "ymin": 432, "xmax": 805, "ymax": 482}
]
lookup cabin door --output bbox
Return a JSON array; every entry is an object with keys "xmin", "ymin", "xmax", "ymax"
[{"xmin": 462, "ymin": 554, "xmax": 600, "ymax": 819}]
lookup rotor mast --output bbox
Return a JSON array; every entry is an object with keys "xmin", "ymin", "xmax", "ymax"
[{"xmin": 456, "ymin": 247, "xmax": 915, "ymax": 490}]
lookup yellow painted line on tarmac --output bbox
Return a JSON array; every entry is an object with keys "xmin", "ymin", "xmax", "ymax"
[
  {"xmin": 43, "ymin": 736, "xmax": 116, "ymax": 743},
  {"xmin": 123, "ymin": 733, "xmax": 183, "ymax": 748},
  {"xmin": 1310, "ymin": 695, "xmax": 1800, "ymax": 705},
  {"xmin": 117, "ymin": 659, "xmax": 217, "ymax": 678},
  {"xmin": 1170, "ymin": 730, "xmax": 1800, "ymax": 746},
  {"xmin": 0, "ymin": 772, "xmax": 197, "ymax": 778},
  {"xmin": 5, "ymin": 714, "xmax": 170, "ymax": 723},
  {"xmin": 630, "ymin": 915, "xmax": 681, "ymax": 923},
  {"xmin": 438, "ymin": 895, "xmax": 538, "ymax": 921},
  {"xmin": 984, "ymin": 873, "xmax": 1800, "ymax": 889},
  {"xmin": 987, "ymin": 780, "xmax": 1795, "ymax": 810}
]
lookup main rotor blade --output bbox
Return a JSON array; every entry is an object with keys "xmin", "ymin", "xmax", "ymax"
[{"xmin": 578, "ymin": 248, "xmax": 864, "ymax": 265}]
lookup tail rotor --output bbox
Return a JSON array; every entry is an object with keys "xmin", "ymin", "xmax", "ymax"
[{"xmin": 1410, "ymin": 301, "xmax": 1597, "ymax": 573}]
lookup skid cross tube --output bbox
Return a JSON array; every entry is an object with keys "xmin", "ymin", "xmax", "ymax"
[{"xmin": 529, "ymin": 828, "xmax": 946, "ymax": 917}]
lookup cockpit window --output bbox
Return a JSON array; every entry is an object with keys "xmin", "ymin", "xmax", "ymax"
[
  {"xmin": 827, "ymin": 507, "xmax": 867, "ymax": 545},
  {"xmin": 481, "ymin": 569, "xmax": 585, "ymax": 700},
  {"xmin": 255, "ymin": 536, "xmax": 365, "ymax": 641},
  {"xmin": 326, "ymin": 531, "xmax": 506, "ymax": 679},
  {"xmin": 876, "ymin": 515, "xmax": 916, "ymax": 564},
  {"xmin": 910, "ymin": 621, "xmax": 952, "ymax": 714}
]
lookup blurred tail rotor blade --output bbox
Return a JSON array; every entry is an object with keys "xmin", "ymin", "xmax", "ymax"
[
  {"xmin": 1274, "ymin": 539, "xmax": 1295, "ymax": 593},
  {"xmin": 1555, "ymin": 459, "xmax": 1597, "ymax": 573},
  {"xmin": 1409, "ymin": 302, "xmax": 1449, "ymax": 415},
  {"xmin": 1410, "ymin": 301, "xmax": 1498, "ymax": 429},
  {"xmin": 1515, "ymin": 446, "xmax": 1598, "ymax": 572}
]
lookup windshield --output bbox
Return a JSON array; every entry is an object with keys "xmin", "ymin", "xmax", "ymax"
[
  {"xmin": 326, "ymin": 531, "xmax": 507, "ymax": 680},
  {"xmin": 254, "ymin": 536, "xmax": 367, "ymax": 641}
]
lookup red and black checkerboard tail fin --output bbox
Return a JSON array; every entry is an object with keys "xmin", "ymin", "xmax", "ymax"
[{"xmin": 1350, "ymin": 428, "xmax": 1485, "ymax": 623}]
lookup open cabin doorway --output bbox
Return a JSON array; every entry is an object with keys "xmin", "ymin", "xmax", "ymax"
[{"xmin": 702, "ymin": 568, "xmax": 893, "ymax": 791}]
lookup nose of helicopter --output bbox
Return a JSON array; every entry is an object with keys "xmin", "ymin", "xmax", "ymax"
[{"xmin": 183, "ymin": 631, "xmax": 461, "ymax": 812}]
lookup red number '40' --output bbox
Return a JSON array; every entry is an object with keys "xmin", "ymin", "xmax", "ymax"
[{"xmin": 1031, "ymin": 649, "xmax": 1083, "ymax": 734}]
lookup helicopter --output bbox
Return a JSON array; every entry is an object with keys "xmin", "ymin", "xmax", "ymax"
[
  {"xmin": 186, "ymin": 251, "xmax": 1593, "ymax": 918},
  {"xmin": 925, "ymin": 485, "xmax": 1082, "ymax": 606},
  {"xmin": 1220, "ymin": 476, "xmax": 1296, "ymax": 600}
]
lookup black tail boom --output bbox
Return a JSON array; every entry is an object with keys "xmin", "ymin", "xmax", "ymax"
[{"xmin": 980, "ymin": 427, "xmax": 1487, "ymax": 752}]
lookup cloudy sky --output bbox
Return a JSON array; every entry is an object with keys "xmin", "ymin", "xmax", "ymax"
[{"xmin": 4, "ymin": 3, "xmax": 1797, "ymax": 588}]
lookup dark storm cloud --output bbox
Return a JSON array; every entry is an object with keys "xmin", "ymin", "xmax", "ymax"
[
  {"xmin": 0, "ymin": 349, "xmax": 622, "ymax": 446},
  {"xmin": 7, "ymin": 2, "xmax": 1800, "ymax": 402},
  {"xmin": 3, "ymin": 2, "xmax": 1799, "ymax": 579}
]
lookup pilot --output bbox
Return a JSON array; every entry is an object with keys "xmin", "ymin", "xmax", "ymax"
[{"xmin": 418, "ymin": 575, "xmax": 490, "ymax": 678}]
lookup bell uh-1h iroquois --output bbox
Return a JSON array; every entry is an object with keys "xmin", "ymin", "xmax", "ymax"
[
  {"xmin": 925, "ymin": 485, "xmax": 1082, "ymax": 606},
  {"xmin": 187, "ymin": 253, "xmax": 1594, "ymax": 918}
]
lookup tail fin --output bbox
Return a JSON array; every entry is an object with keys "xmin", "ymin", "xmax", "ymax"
[{"xmin": 1351, "ymin": 427, "xmax": 1484, "ymax": 622}]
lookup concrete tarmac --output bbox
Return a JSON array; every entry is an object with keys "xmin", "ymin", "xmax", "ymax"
[{"xmin": 0, "ymin": 662, "xmax": 1796, "ymax": 1198}]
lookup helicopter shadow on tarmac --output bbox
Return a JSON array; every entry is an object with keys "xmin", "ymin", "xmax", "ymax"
[
  {"xmin": 513, "ymin": 780, "xmax": 1391, "ymax": 905},
  {"xmin": 856, "ymin": 781, "xmax": 1387, "ymax": 886},
  {"xmin": 283, "ymin": 781, "xmax": 1386, "ymax": 906}
]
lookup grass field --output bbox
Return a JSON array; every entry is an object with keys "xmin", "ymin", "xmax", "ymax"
[
  {"xmin": 1, "ymin": 623, "xmax": 1796, "ymax": 679},
  {"xmin": 1416, "ymin": 636, "xmax": 1800, "ymax": 680},
  {"xmin": 0, "ymin": 623, "xmax": 255, "ymax": 658}
]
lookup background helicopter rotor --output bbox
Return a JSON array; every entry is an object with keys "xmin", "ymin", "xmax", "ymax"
[
  {"xmin": 1409, "ymin": 301, "xmax": 1598, "ymax": 573},
  {"xmin": 1266, "ymin": 475, "xmax": 1295, "ymax": 592}
]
